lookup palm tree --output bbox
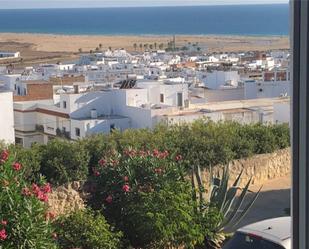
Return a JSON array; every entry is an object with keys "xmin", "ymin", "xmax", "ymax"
[
  {"xmin": 78, "ymin": 48, "xmax": 82, "ymax": 53},
  {"xmin": 95, "ymin": 47, "xmax": 100, "ymax": 52},
  {"xmin": 143, "ymin": 44, "xmax": 148, "ymax": 51},
  {"xmin": 90, "ymin": 50, "xmax": 93, "ymax": 54},
  {"xmin": 99, "ymin": 43, "xmax": 102, "ymax": 49},
  {"xmin": 108, "ymin": 46, "xmax": 112, "ymax": 51},
  {"xmin": 154, "ymin": 42, "xmax": 157, "ymax": 50},
  {"xmin": 159, "ymin": 43, "xmax": 164, "ymax": 50},
  {"xmin": 149, "ymin": 44, "xmax": 153, "ymax": 50},
  {"xmin": 139, "ymin": 43, "xmax": 143, "ymax": 51}
]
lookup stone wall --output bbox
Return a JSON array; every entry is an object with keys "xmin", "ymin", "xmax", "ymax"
[
  {"xmin": 204, "ymin": 148, "xmax": 291, "ymax": 187},
  {"xmin": 47, "ymin": 181, "xmax": 85, "ymax": 216}
]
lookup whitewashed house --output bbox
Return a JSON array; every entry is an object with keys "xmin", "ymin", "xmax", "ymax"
[{"xmin": 0, "ymin": 90, "xmax": 15, "ymax": 144}]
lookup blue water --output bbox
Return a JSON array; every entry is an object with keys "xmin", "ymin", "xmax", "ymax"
[{"xmin": 0, "ymin": 4, "xmax": 289, "ymax": 36}]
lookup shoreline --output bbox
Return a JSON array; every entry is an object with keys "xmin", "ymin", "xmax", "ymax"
[{"xmin": 0, "ymin": 32, "xmax": 289, "ymax": 38}]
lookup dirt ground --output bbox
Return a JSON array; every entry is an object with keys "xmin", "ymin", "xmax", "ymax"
[{"xmin": 0, "ymin": 33, "xmax": 289, "ymax": 67}]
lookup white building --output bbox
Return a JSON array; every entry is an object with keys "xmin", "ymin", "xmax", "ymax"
[
  {"xmin": 202, "ymin": 71, "xmax": 240, "ymax": 89},
  {"xmin": 0, "ymin": 91, "xmax": 15, "ymax": 144},
  {"xmin": 245, "ymin": 71, "xmax": 290, "ymax": 99},
  {"xmin": 0, "ymin": 51, "xmax": 20, "ymax": 60}
]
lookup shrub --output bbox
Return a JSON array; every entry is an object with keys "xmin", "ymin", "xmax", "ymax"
[
  {"xmin": 123, "ymin": 182, "xmax": 205, "ymax": 249},
  {"xmin": 8, "ymin": 143, "xmax": 43, "ymax": 182},
  {"xmin": 54, "ymin": 209, "xmax": 122, "ymax": 249},
  {"xmin": 40, "ymin": 139, "xmax": 90, "ymax": 185},
  {"xmin": 91, "ymin": 148, "xmax": 212, "ymax": 248},
  {"xmin": 0, "ymin": 149, "xmax": 57, "ymax": 249}
]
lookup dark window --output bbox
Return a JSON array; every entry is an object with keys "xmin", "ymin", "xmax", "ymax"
[
  {"xmin": 15, "ymin": 137, "xmax": 23, "ymax": 145},
  {"xmin": 63, "ymin": 101, "xmax": 67, "ymax": 109},
  {"xmin": 177, "ymin": 92, "xmax": 183, "ymax": 107},
  {"xmin": 75, "ymin": 128, "xmax": 80, "ymax": 137},
  {"xmin": 160, "ymin": 93, "xmax": 164, "ymax": 103},
  {"xmin": 222, "ymin": 232, "xmax": 285, "ymax": 249}
]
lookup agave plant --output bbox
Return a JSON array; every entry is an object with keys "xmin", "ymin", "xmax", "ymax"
[{"xmin": 192, "ymin": 163, "xmax": 262, "ymax": 249}]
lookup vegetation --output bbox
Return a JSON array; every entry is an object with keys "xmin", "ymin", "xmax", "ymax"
[
  {"xmin": 0, "ymin": 150, "xmax": 56, "ymax": 249},
  {"xmin": 0, "ymin": 121, "xmax": 290, "ymax": 248},
  {"xmin": 54, "ymin": 209, "xmax": 122, "ymax": 249},
  {"xmin": 90, "ymin": 148, "xmax": 214, "ymax": 248},
  {"xmin": 192, "ymin": 164, "xmax": 261, "ymax": 249}
]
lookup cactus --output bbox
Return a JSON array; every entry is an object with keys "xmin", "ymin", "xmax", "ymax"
[{"xmin": 192, "ymin": 163, "xmax": 261, "ymax": 248}]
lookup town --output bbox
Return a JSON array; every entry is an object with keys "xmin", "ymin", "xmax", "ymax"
[{"xmin": 0, "ymin": 46, "xmax": 290, "ymax": 147}]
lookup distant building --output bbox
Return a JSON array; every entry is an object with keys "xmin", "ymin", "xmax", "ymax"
[
  {"xmin": 202, "ymin": 70, "xmax": 240, "ymax": 89},
  {"xmin": 0, "ymin": 91, "xmax": 15, "ymax": 144},
  {"xmin": 244, "ymin": 70, "xmax": 290, "ymax": 99},
  {"xmin": 0, "ymin": 51, "xmax": 20, "ymax": 60}
]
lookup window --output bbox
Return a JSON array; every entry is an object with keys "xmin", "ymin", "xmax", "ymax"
[
  {"xmin": 75, "ymin": 128, "xmax": 80, "ymax": 137},
  {"xmin": 160, "ymin": 93, "xmax": 164, "ymax": 103},
  {"xmin": 223, "ymin": 232, "xmax": 285, "ymax": 249},
  {"xmin": 177, "ymin": 92, "xmax": 183, "ymax": 107},
  {"xmin": 63, "ymin": 101, "xmax": 67, "ymax": 109},
  {"xmin": 15, "ymin": 137, "xmax": 23, "ymax": 145}
]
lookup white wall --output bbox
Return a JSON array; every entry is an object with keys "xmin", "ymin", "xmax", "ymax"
[
  {"xmin": 245, "ymin": 81, "xmax": 290, "ymax": 99},
  {"xmin": 0, "ymin": 91, "xmax": 15, "ymax": 144},
  {"xmin": 0, "ymin": 74, "xmax": 21, "ymax": 92},
  {"xmin": 204, "ymin": 71, "xmax": 240, "ymax": 89},
  {"xmin": 273, "ymin": 102, "xmax": 290, "ymax": 125}
]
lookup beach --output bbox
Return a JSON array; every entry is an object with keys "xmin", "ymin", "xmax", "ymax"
[{"xmin": 0, "ymin": 33, "xmax": 289, "ymax": 65}]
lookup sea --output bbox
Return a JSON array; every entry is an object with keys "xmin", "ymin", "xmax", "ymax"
[{"xmin": 0, "ymin": 4, "xmax": 289, "ymax": 36}]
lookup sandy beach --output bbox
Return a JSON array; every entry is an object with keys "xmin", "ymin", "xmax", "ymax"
[{"xmin": 0, "ymin": 33, "xmax": 289, "ymax": 65}]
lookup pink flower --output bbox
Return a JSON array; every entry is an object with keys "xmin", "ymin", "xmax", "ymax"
[
  {"xmin": 123, "ymin": 176, "xmax": 129, "ymax": 182},
  {"xmin": 152, "ymin": 149, "xmax": 159, "ymax": 157},
  {"xmin": 41, "ymin": 183, "xmax": 52, "ymax": 193},
  {"xmin": 22, "ymin": 187, "xmax": 32, "ymax": 196},
  {"xmin": 12, "ymin": 162, "xmax": 22, "ymax": 171},
  {"xmin": 122, "ymin": 184, "xmax": 130, "ymax": 192},
  {"xmin": 92, "ymin": 167, "xmax": 100, "ymax": 176},
  {"xmin": 1, "ymin": 220, "xmax": 7, "ymax": 226},
  {"xmin": 37, "ymin": 191, "xmax": 48, "ymax": 202},
  {"xmin": 0, "ymin": 229, "xmax": 7, "ymax": 241},
  {"xmin": 0, "ymin": 150, "xmax": 9, "ymax": 163},
  {"xmin": 98, "ymin": 158, "xmax": 106, "ymax": 167},
  {"xmin": 175, "ymin": 154, "xmax": 183, "ymax": 162},
  {"xmin": 105, "ymin": 195, "xmax": 113, "ymax": 204},
  {"xmin": 32, "ymin": 183, "xmax": 40, "ymax": 194}
]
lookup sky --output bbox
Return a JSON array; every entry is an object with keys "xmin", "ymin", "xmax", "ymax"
[{"xmin": 0, "ymin": 0, "xmax": 289, "ymax": 9}]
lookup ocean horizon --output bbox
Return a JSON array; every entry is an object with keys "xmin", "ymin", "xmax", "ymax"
[{"xmin": 0, "ymin": 4, "xmax": 289, "ymax": 36}]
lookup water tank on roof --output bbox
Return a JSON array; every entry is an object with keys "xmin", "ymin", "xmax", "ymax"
[{"xmin": 90, "ymin": 109, "xmax": 98, "ymax": 119}]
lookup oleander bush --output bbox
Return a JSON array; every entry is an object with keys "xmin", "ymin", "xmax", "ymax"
[
  {"xmin": 0, "ymin": 149, "xmax": 57, "ymax": 249},
  {"xmin": 90, "ymin": 148, "xmax": 216, "ymax": 248},
  {"xmin": 54, "ymin": 209, "xmax": 122, "ymax": 249}
]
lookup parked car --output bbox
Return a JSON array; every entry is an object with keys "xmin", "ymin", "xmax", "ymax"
[{"xmin": 222, "ymin": 217, "xmax": 291, "ymax": 249}]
